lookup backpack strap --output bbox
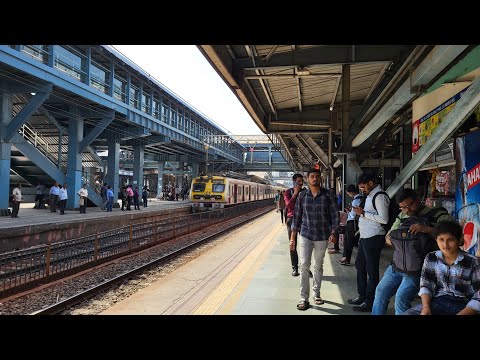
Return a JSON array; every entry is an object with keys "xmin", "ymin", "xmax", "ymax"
[
  {"xmin": 372, "ymin": 191, "xmax": 388, "ymax": 212},
  {"xmin": 423, "ymin": 207, "xmax": 449, "ymax": 226}
]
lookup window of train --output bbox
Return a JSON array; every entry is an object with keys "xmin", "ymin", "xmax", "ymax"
[
  {"xmin": 212, "ymin": 184, "xmax": 225, "ymax": 192},
  {"xmin": 193, "ymin": 183, "xmax": 205, "ymax": 192}
]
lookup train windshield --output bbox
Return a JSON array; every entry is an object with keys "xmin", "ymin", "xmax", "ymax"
[
  {"xmin": 212, "ymin": 184, "xmax": 225, "ymax": 192},
  {"xmin": 193, "ymin": 183, "xmax": 206, "ymax": 192}
]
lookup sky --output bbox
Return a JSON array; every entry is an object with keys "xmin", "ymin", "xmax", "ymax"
[{"xmin": 111, "ymin": 45, "xmax": 263, "ymax": 135}]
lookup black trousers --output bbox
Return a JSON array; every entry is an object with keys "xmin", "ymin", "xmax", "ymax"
[
  {"xmin": 286, "ymin": 217, "xmax": 298, "ymax": 269},
  {"xmin": 11, "ymin": 201, "xmax": 20, "ymax": 217},
  {"xmin": 355, "ymin": 235, "xmax": 385, "ymax": 306},
  {"xmin": 342, "ymin": 221, "xmax": 356, "ymax": 261}
]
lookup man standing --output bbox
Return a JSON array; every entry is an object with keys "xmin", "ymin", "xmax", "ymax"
[
  {"xmin": 349, "ymin": 173, "xmax": 389, "ymax": 312},
  {"xmin": 34, "ymin": 183, "xmax": 45, "ymax": 209},
  {"xmin": 11, "ymin": 184, "xmax": 22, "ymax": 218},
  {"xmin": 372, "ymin": 188, "xmax": 454, "ymax": 315},
  {"xmin": 49, "ymin": 182, "xmax": 60, "ymax": 212},
  {"xmin": 284, "ymin": 173, "xmax": 304, "ymax": 276},
  {"xmin": 100, "ymin": 182, "xmax": 108, "ymax": 210},
  {"xmin": 59, "ymin": 183, "xmax": 68, "ymax": 215},
  {"xmin": 77, "ymin": 184, "xmax": 88, "ymax": 214},
  {"xmin": 338, "ymin": 184, "xmax": 364, "ymax": 266},
  {"xmin": 291, "ymin": 168, "xmax": 339, "ymax": 311}
]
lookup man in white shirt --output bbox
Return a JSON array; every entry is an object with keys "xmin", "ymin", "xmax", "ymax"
[
  {"xmin": 349, "ymin": 173, "xmax": 390, "ymax": 312},
  {"xmin": 77, "ymin": 184, "xmax": 88, "ymax": 214},
  {"xmin": 11, "ymin": 184, "xmax": 22, "ymax": 218}
]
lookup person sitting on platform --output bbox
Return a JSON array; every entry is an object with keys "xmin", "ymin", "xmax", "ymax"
[{"xmin": 402, "ymin": 221, "xmax": 480, "ymax": 315}]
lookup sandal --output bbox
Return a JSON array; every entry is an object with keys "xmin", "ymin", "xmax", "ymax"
[
  {"xmin": 314, "ymin": 296, "xmax": 324, "ymax": 305},
  {"xmin": 297, "ymin": 300, "xmax": 310, "ymax": 311}
]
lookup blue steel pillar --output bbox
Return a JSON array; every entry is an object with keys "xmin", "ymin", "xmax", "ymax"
[
  {"xmin": 106, "ymin": 140, "xmax": 120, "ymax": 202},
  {"xmin": 157, "ymin": 162, "xmax": 164, "ymax": 199},
  {"xmin": 133, "ymin": 146, "xmax": 144, "ymax": 189},
  {"xmin": 66, "ymin": 117, "xmax": 84, "ymax": 209},
  {"xmin": 0, "ymin": 91, "xmax": 12, "ymax": 210},
  {"xmin": 191, "ymin": 163, "xmax": 199, "ymax": 178}
]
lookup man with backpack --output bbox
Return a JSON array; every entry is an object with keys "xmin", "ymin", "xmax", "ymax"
[
  {"xmin": 338, "ymin": 184, "xmax": 365, "ymax": 266},
  {"xmin": 371, "ymin": 188, "xmax": 454, "ymax": 315},
  {"xmin": 349, "ymin": 173, "xmax": 391, "ymax": 312}
]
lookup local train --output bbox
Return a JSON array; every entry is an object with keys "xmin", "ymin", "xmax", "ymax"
[{"xmin": 189, "ymin": 175, "xmax": 284, "ymax": 212}]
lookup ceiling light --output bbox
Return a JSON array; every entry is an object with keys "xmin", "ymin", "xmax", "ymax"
[
  {"xmin": 296, "ymin": 67, "xmax": 310, "ymax": 76},
  {"xmin": 31, "ymin": 92, "xmax": 36, "ymax": 96},
  {"xmin": 329, "ymin": 105, "xmax": 333, "ymax": 111}
]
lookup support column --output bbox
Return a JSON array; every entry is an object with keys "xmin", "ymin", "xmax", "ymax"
[
  {"xmin": 191, "ymin": 163, "xmax": 199, "ymax": 178},
  {"xmin": 134, "ymin": 146, "xmax": 144, "ymax": 189},
  {"xmin": 0, "ymin": 91, "xmax": 12, "ymax": 211},
  {"xmin": 66, "ymin": 117, "xmax": 83, "ymax": 209},
  {"xmin": 157, "ymin": 161, "xmax": 164, "ymax": 198},
  {"xmin": 341, "ymin": 64, "xmax": 351, "ymax": 192},
  {"xmin": 106, "ymin": 140, "xmax": 120, "ymax": 202}
]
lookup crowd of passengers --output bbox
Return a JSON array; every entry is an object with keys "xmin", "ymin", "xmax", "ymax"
[{"xmin": 279, "ymin": 170, "xmax": 480, "ymax": 315}]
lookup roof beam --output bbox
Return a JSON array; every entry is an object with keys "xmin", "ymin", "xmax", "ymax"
[
  {"xmin": 264, "ymin": 45, "xmax": 279, "ymax": 63},
  {"xmin": 235, "ymin": 45, "xmax": 415, "ymax": 69},
  {"xmin": 244, "ymin": 73, "xmax": 342, "ymax": 79}
]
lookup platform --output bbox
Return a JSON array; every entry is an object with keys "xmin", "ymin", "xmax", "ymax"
[{"xmin": 101, "ymin": 210, "xmax": 395, "ymax": 315}]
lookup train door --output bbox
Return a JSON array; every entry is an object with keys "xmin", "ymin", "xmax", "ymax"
[{"xmin": 234, "ymin": 184, "xmax": 237, "ymax": 203}]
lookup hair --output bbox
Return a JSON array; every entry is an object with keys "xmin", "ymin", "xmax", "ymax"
[
  {"xmin": 433, "ymin": 222, "xmax": 463, "ymax": 243},
  {"xmin": 357, "ymin": 172, "xmax": 377, "ymax": 185},
  {"xmin": 292, "ymin": 173, "xmax": 303, "ymax": 181},
  {"xmin": 346, "ymin": 184, "xmax": 358, "ymax": 193},
  {"xmin": 307, "ymin": 168, "xmax": 321, "ymax": 177},
  {"xmin": 395, "ymin": 188, "xmax": 418, "ymax": 203}
]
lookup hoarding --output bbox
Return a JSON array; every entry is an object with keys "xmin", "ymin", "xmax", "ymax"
[{"xmin": 455, "ymin": 131, "xmax": 480, "ymax": 256}]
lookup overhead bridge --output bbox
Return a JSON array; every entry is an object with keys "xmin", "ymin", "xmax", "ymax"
[{"xmin": 0, "ymin": 45, "xmax": 250, "ymax": 211}]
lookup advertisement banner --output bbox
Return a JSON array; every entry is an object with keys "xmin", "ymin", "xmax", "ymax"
[
  {"xmin": 455, "ymin": 131, "xmax": 480, "ymax": 256},
  {"xmin": 413, "ymin": 86, "xmax": 470, "ymax": 153}
]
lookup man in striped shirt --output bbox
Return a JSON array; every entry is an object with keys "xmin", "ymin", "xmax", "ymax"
[{"xmin": 291, "ymin": 168, "xmax": 339, "ymax": 311}]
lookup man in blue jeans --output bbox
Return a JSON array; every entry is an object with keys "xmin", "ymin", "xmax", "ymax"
[{"xmin": 371, "ymin": 188, "xmax": 454, "ymax": 315}]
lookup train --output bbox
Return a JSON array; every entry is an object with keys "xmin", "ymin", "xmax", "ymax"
[{"xmin": 189, "ymin": 175, "xmax": 284, "ymax": 212}]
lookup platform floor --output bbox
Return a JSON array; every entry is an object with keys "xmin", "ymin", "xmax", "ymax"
[
  {"xmin": 102, "ymin": 210, "xmax": 395, "ymax": 315},
  {"xmin": 0, "ymin": 199, "xmax": 190, "ymax": 230}
]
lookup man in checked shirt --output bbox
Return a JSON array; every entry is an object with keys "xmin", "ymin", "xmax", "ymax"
[{"xmin": 291, "ymin": 168, "xmax": 339, "ymax": 311}]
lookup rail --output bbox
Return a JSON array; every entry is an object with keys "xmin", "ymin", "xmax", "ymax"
[{"xmin": 0, "ymin": 199, "xmax": 274, "ymax": 298}]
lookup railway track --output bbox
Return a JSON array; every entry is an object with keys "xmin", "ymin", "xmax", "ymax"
[{"xmin": 31, "ymin": 205, "xmax": 274, "ymax": 315}]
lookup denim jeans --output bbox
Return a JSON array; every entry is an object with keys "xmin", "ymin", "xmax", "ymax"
[
  {"xmin": 401, "ymin": 295, "xmax": 470, "ymax": 315},
  {"xmin": 372, "ymin": 264, "xmax": 420, "ymax": 315}
]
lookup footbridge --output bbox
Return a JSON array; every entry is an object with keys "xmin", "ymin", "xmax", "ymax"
[{"xmin": 0, "ymin": 45, "xmax": 263, "ymax": 211}]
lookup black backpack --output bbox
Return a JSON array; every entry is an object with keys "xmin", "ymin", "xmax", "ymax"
[
  {"xmin": 372, "ymin": 191, "xmax": 401, "ymax": 232},
  {"xmin": 389, "ymin": 216, "xmax": 432, "ymax": 274}
]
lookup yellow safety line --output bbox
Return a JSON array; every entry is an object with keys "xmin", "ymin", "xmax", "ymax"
[{"xmin": 192, "ymin": 219, "xmax": 283, "ymax": 315}]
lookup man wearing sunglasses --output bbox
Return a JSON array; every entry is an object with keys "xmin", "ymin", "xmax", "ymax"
[{"xmin": 371, "ymin": 188, "xmax": 454, "ymax": 315}]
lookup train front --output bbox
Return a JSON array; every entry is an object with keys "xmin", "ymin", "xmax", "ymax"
[{"xmin": 190, "ymin": 176, "xmax": 227, "ymax": 212}]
